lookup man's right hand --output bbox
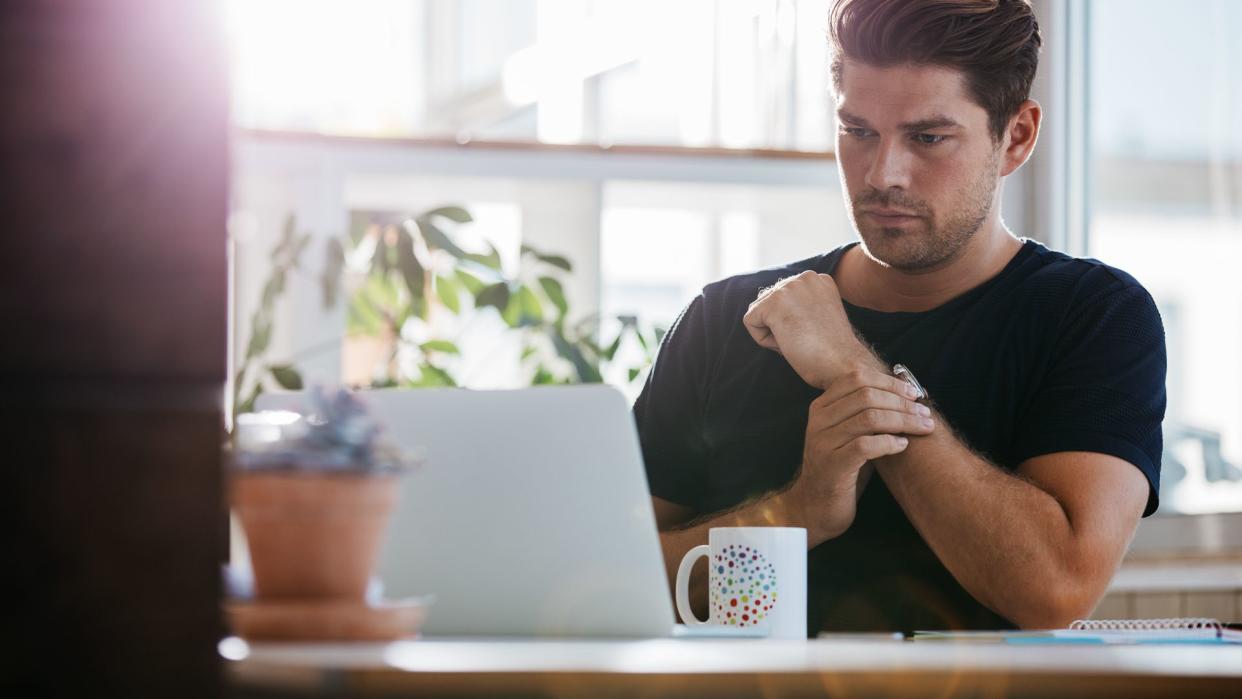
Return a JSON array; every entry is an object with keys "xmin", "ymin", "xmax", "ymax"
[{"xmin": 788, "ymin": 366, "xmax": 936, "ymax": 544}]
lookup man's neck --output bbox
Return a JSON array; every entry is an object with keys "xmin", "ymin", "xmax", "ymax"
[{"xmin": 834, "ymin": 222, "xmax": 1023, "ymax": 313}]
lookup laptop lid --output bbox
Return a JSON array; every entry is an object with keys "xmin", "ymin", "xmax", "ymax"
[{"xmin": 256, "ymin": 385, "xmax": 676, "ymax": 638}]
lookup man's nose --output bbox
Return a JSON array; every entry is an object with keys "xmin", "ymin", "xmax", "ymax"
[{"xmin": 864, "ymin": 139, "xmax": 912, "ymax": 192}]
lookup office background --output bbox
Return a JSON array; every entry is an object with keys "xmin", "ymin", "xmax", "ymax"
[
  {"xmin": 226, "ymin": 0, "xmax": 1242, "ymax": 519},
  {"xmin": 5, "ymin": 2, "xmax": 1240, "ymax": 697}
]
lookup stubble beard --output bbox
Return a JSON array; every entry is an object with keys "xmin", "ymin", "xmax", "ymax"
[{"xmin": 850, "ymin": 150, "xmax": 1000, "ymax": 272}]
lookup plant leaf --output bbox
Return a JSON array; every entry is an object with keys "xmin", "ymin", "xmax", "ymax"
[
  {"xmin": 533, "ymin": 366, "xmax": 560, "ymax": 385},
  {"xmin": 538, "ymin": 253, "xmax": 572, "ymax": 272},
  {"xmin": 268, "ymin": 364, "xmax": 304, "ymax": 390},
  {"xmin": 272, "ymin": 214, "xmax": 297, "ymax": 258},
  {"xmin": 515, "ymin": 285, "xmax": 543, "ymax": 325},
  {"xmin": 346, "ymin": 301, "xmax": 383, "ymax": 335},
  {"xmin": 396, "ymin": 230, "xmax": 426, "ymax": 301},
  {"xmin": 346, "ymin": 275, "xmax": 396, "ymax": 335},
  {"xmin": 602, "ymin": 333, "xmax": 622, "ymax": 361},
  {"xmin": 635, "ymin": 326, "xmax": 650, "ymax": 352},
  {"xmin": 408, "ymin": 362, "xmax": 457, "ymax": 387},
  {"xmin": 520, "ymin": 243, "xmax": 573, "ymax": 272},
  {"xmin": 260, "ymin": 269, "xmax": 286, "ymax": 311},
  {"xmin": 455, "ymin": 268, "xmax": 487, "ymax": 295},
  {"xmin": 245, "ymin": 313, "xmax": 272, "ymax": 359},
  {"xmin": 434, "ymin": 273, "xmax": 462, "ymax": 314},
  {"xmin": 538, "ymin": 276, "xmax": 568, "ymax": 318},
  {"xmin": 476, "ymin": 282, "xmax": 511, "ymax": 311},
  {"xmin": 410, "ymin": 217, "xmax": 471, "ymax": 260},
  {"xmin": 463, "ymin": 241, "xmax": 503, "ymax": 271},
  {"xmin": 425, "ymin": 205, "xmax": 472, "ymax": 224},
  {"xmin": 628, "ymin": 367, "xmax": 642, "ymax": 382},
  {"xmin": 549, "ymin": 329, "xmax": 602, "ymax": 383},
  {"xmin": 420, "ymin": 339, "xmax": 460, "ymax": 355},
  {"xmin": 500, "ymin": 293, "xmax": 522, "ymax": 328},
  {"xmin": 238, "ymin": 381, "xmax": 265, "ymax": 416}
]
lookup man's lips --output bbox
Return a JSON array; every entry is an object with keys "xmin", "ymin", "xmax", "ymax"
[
  {"xmin": 862, "ymin": 209, "xmax": 922, "ymax": 225},
  {"xmin": 862, "ymin": 208, "xmax": 920, "ymax": 217}
]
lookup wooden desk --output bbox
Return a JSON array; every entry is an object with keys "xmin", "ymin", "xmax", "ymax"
[{"xmin": 224, "ymin": 636, "xmax": 1242, "ymax": 698}]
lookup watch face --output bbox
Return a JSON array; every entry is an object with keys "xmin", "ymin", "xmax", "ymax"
[{"xmin": 892, "ymin": 364, "xmax": 927, "ymax": 401}]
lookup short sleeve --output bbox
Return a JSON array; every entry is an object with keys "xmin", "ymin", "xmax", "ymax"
[
  {"xmin": 1011, "ymin": 284, "xmax": 1167, "ymax": 516},
  {"xmin": 632, "ymin": 295, "xmax": 712, "ymax": 509}
]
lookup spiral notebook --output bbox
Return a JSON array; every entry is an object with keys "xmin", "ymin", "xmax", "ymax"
[
  {"xmin": 1049, "ymin": 618, "xmax": 1242, "ymax": 644},
  {"xmin": 913, "ymin": 618, "xmax": 1242, "ymax": 644}
]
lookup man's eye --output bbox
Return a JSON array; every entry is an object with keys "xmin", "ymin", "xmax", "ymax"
[
  {"xmin": 914, "ymin": 133, "xmax": 946, "ymax": 145},
  {"xmin": 842, "ymin": 127, "xmax": 872, "ymax": 139}
]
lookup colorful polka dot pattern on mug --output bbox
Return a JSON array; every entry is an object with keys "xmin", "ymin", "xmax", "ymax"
[{"xmin": 711, "ymin": 544, "xmax": 777, "ymax": 626}]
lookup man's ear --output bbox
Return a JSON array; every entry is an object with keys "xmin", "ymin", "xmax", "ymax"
[{"xmin": 1000, "ymin": 100, "xmax": 1041, "ymax": 177}]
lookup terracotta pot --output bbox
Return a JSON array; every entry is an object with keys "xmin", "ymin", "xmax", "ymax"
[{"xmin": 232, "ymin": 471, "xmax": 400, "ymax": 601}]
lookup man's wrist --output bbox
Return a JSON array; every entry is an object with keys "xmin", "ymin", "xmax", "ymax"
[
  {"xmin": 823, "ymin": 344, "xmax": 885, "ymax": 384},
  {"xmin": 774, "ymin": 476, "xmax": 842, "ymax": 547}
]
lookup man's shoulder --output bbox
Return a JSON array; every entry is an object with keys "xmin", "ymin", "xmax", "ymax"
[{"xmin": 1017, "ymin": 240, "xmax": 1156, "ymax": 310}]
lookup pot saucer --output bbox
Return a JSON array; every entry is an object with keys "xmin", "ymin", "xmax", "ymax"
[{"xmin": 225, "ymin": 596, "xmax": 433, "ymax": 641}]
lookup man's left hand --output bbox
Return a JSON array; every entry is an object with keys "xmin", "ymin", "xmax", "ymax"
[{"xmin": 742, "ymin": 271, "xmax": 871, "ymax": 389}]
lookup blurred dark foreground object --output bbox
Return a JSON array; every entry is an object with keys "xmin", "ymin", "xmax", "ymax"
[{"xmin": 1, "ymin": 1, "xmax": 228, "ymax": 697}]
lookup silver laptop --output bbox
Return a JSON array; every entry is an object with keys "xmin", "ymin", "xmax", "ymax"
[{"xmin": 256, "ymin": 385, "xmax": 678, "ymax": 638}]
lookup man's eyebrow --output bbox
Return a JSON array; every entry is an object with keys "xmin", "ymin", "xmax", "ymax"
[
  {"xmin": 836, "ymin": 111, "xmax": 963, "ymax": 132},
  {"xmin": 899, "ymin": 115, "xmax": 963, "ymax": 132},
  {"xmin": 837, "ymin": 110, "xmax": 871, "ymax": 127}
]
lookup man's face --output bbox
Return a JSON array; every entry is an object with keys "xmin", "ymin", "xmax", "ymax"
[{"xmin": 834, "ymin": 60, "xmax": 1003, "ymax": 271}]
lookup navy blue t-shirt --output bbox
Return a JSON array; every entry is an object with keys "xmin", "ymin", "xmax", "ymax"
[{"xmin": 633, "ymin": 239, "xmax": 1166, "ymax": 634}]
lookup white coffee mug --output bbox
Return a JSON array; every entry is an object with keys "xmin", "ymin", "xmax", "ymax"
[{"xmin": 675, "ymin": 526, "xmax": 806, "ymax": 639}]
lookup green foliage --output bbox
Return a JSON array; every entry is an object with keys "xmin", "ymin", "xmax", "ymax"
[
  {"xmin": 269, "ymin": 364, "xmax": 304, "ymax": 390},
  {"xmin": 234, "ymin": 214, "xmax": 316, "ymax": 417},
  {"xmin": 234, "ymin": 206, "xmax": 665, "ymax": 428},
  {"xmin": 420, "ymin": 340, "xmax": 460, "ymax": 355}
]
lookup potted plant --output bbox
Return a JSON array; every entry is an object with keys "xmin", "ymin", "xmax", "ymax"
[{"xmin": 229, "ymin": 387, "xmax": 420, "ymax": 602}]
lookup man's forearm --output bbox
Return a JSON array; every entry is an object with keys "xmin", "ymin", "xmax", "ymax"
[
  {"xmin": 872, "ymin": 416, "xmax": 1089, "ymax": 628},
  {"xmin": 658, "ymin": 488, "xmax": 810, "ymax": 622}
]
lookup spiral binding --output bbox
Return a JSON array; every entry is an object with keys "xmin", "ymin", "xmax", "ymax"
[{"xmin": 1069, "ymin": 617, "xmax": 1223, "ymax": 631}]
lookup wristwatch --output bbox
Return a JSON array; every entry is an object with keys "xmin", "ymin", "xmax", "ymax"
[{"xmin": 892, "ymin": 363, "xmax": 927, "ymax": 401}]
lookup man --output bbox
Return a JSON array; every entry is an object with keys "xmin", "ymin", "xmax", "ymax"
[{"xmin": 635, "ymin": 0, "xmax": 1165, "ymax": 634}]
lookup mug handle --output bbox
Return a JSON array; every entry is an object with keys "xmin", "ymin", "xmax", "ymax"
[{"xmin": 675, "ymin": 544, "xmax": 711, "ymax": 626}]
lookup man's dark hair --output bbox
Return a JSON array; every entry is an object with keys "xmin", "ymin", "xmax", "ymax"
[{"xmin": 828, "ymin": 0, "xmax": 1042, "ymax": 142}]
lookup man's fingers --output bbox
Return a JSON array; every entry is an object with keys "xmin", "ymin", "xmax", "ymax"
[
  {"xmin": 757, "ymin": 334, "xmax": 781, "ymax": 352},
  {"xmin": 814, "ymin": 366, "xmax": 922, "ymax": 407},
  {"xmin": 744, "ymin": 322, "xmax": 781, "ymax": 352},
  {"xmin": 742, "ymin": 303, "xmax": 778, "ymax": 351},
  {"xmin": 809, "ymin": 385, "xmax": 928, "ymax": 431},
  {"xmin": 743, "ymin": 275, "xmax": 805, "ymax": 350},
  {"xmin": 842, "ymin": 408, "xmax": 935, "ymax": 436},
  {"xmin": 840, "ymin": 434, "xmax": 911, "ymax": 463},
  {"xmin": 817, "ymin": 408, "xmax": 933, "ymax": 449}
]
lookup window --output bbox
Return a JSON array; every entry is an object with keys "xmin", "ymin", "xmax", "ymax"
[
  {"xmin": 224, "ymin": 0, "xmax": 836, "ymax": 152},
  {"xmin": 1086, "ymin": 0, "xmax": 1242, "ymax": 514}
]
